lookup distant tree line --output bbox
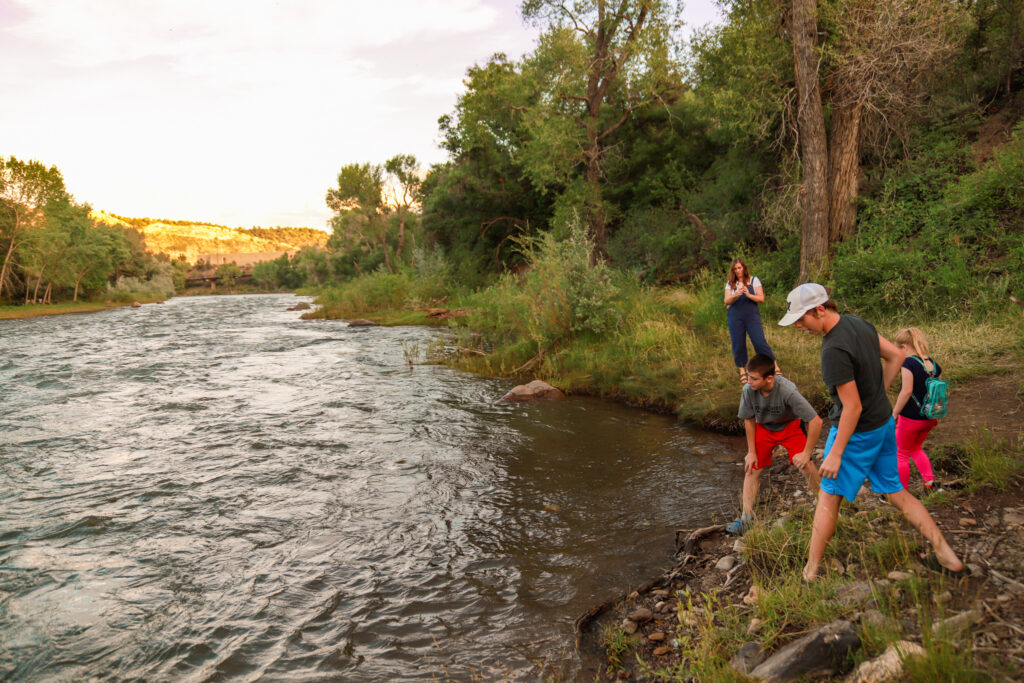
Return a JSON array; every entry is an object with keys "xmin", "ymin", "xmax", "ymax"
[{"xmin": 0, "ymin": 157, "xmax": 175, "ymax": 305}]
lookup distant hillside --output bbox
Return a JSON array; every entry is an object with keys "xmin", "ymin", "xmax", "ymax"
[{"xmin": 91, "ymin": 211, "xmax": 329, "ymax": 263}]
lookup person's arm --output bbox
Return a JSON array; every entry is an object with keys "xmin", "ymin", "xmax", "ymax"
[
  {"xmin": 744, "ymin": 418, "xmax": 758, "ymax": 473},
  {"xmin": 879, "ymin": 333, "xmax": 905, "ymax": 390},
  {"xmin": 892, "ymin": 366, "xmax": 914, "ymax": 419},
  {"xmin": 820, "ymin": 381, "xmax": 861, "ymax": 479},
  {"xmin": 724, "ymin": 283, "xmax": 744, "ymax": 305},
  {"xmin": 793, "ymin": 415, "xmax": 822, "ymax": 469}
]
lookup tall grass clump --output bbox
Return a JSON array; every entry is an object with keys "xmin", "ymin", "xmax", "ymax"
[
  {"xmin": 463, "ymin": 219, "xmax": 621, "ymax": 360},
  {"xmin": 106, "ymin": 262, "xmax": 176, "ymax": 302}
]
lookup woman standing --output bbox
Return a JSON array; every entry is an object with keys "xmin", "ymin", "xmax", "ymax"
[
  {"xmin": 891, "ymin": 327, "xmax": 940, "ymax": 489},
  {"xmin": 724, "ymin": 258, "xmax": 775, "ymax": 384}
]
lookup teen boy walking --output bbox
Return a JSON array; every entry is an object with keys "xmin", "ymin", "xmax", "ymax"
[
  {"xmin": 778, "ymin": 283, "xmax": 966, "ymax": 581},
  {"xmin": 726, "ymin": 353, "xmax": 823, "ymax": 535}
]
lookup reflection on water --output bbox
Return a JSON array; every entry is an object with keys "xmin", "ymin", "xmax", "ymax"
[{"xmin": 0, "ymin": 294, "xmax": 742, "ymax": 680}]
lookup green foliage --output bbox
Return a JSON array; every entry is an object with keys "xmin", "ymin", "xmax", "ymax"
[
  {"xmin": 106, "ymin": 261, "xmax": 176, "ymax": 302},
  {"xmin": 960, "ymin": 431, "xmax": 1024, "ymax": 492},
  {"xmin": 829, "ymin": 121, "xmax": 1024, "ymax": 319},
  {"xmin": 215, "ymin": 262, "xmax": 242, "ymax": 288},
  {"xmin": 466, "ymin": 220, "xmax": 621, "ymax": 353},
  {"xmin": 599, "ymin": 622, "xmax": 638, "ymax": 673}
]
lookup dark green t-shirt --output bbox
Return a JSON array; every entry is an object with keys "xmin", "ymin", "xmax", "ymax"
[{"xmin": 821, "ymin": 314, "xmax": 892, "ymax": 432}]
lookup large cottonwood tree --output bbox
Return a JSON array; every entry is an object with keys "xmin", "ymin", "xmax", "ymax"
[
  {"xmin": 0, "ymin": 157, "xmax": 67, "ymax": 298},
  {"xmin": 791, "ymin": 0, "xmax": 966, "ymax": 281},
  {"xmin": 520, "ymin": 0, "xmax": 682, "ymax": 261}
]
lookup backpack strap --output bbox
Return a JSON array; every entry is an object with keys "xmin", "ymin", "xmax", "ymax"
[{"xmin": 909, "ymin": 355, "xmax": 936, "ymax": 378}]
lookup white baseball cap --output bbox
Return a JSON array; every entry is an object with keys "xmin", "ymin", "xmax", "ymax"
[{"xmin": 778, "ymin": 283, "xmax": 830, "ymax": 326}]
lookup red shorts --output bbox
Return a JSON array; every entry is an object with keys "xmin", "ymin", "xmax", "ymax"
[{"xmin": 753, "ymin": 419, "xmax": 807, "ymax": 470}]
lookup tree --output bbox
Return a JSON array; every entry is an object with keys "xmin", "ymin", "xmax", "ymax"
[
  {"xmin": 790, "ymin": 0, "xmax": 829, "ymax": 281},
  {"xmin": 383, "ymin": 154, "xmax": 422, "ymax": 262},
  {"xmin": 0, "ymin": 157, "xmax": 67, "ymax": 299},
  {"xmin": 216, "ymin": 262, "xmax": 242, "ymax": 288},
  {"xmin": 520, "ymin": 0, "xmax": 683, "ymax": 260},
  {"xmin": 326, "ymin": 162, "xmax": 392, "ymax": 272},
  {"xmin": 791, "ymin": 0, "xmax": 967, "ymax": 280}
]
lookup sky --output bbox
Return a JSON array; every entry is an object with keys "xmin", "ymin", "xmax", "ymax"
[{"xmin": 1, "ymin": 0, "xmax": 724, "ymax": 231}]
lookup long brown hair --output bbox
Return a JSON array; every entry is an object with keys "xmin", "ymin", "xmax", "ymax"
[{"xmin": 728, "ymin": 258, "xmax": 750, "ymax": 288}]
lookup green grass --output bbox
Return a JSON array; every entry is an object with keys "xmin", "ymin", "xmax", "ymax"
[{"xmin": 0, "ymin": 300, "xmax": 142, "ymax": 319}]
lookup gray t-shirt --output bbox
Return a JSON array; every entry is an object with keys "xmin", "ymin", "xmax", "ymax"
[
  {"xmin": 820, "ymin": 314, "xmax": 892, "ymax": 432},
  {"xmin": 738, "ymin": 375, "xmax": 818, "ymax": 431}
]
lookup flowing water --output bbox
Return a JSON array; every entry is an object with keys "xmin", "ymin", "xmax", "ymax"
[{"xmin": 0, "ymin": 293, "xmax": 743, "ymax": 681}]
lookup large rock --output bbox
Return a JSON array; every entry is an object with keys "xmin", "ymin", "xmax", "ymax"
[
  {"xmin": 500, "ymin": 380, "xmax": 566, "ymax": 402},
  {"xmin": 348, "ymin": 319, "xmax": 380, "ymax": 327},
  {"xmin": 731, "ymin": 642, "xmax": 767, "ymax": 675},
  {"xmin": 287, "ymin": 301, "xmax": 312, "ymax": 311},
  {"xmin": 749, "ymin": 619, "xmax": 860, "ymax": 681},
  {"xmin": 844, "ymin": 640, "xmax": 925, "ymax": 683}
]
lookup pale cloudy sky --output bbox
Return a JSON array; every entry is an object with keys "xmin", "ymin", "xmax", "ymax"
[{"xmin": 1, "ymin": 0, "xmax": 723, "ymax": 230}]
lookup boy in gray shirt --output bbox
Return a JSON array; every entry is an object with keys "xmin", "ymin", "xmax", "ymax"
[{"xmin": 726, "ymin": 354, "xmax": 823, "ymax": 535}]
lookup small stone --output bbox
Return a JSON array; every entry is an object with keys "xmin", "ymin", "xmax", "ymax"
[
  {"xmin": 648, "ymin": 631, "xmax": 666, "ymax": 642},
  {"xmin": 628, "ymin": 591, "xmax": 640, "ymax": 601},
  {"xmin": 627, "ymin": 608, "xmax": 653, "ymax": 623},
  {"xmin": 845, "ymin": 640, "xmax": 925, "ymax": 683},
  {"xmin": 716, "ymin": 555, "xmax": 737, "ymax": 571},
  {"xmin": 733, "ymin": 539, "xmax": 746, "ymax": 553},
  {"xmin": 934, "ymin": 610, "xmax": 981, "ymax": 635},
  {"xmin": 747, "ymin": 618, "xmax": 763, "ymax": 635},
  {"xmin": 681, "ymin": 611, "xmax": 700, "ymax": 627},
  {"xmin": 835, "ymin": 581, "xmax": 877, "ymax": 607},
  {"xmin": 997, "ymin": 593, "xmax": 1012, "ymax": 603},
  {"xmin": 730, "ymin": 641, "xmax": 766, "ymax": 675},
  {"xmin": 887, "ymin": 571, "xmax": 913, "ymax": 582},
  {"xmin": 653, "ymin": 646, "xmax": 672, "ymax": 656},
  {"xmin": 933, "ymin": 591, "xmax": 952, "ymax": 605},
  {"xmin": 743, "ymin": 585, "xmax": 760, "ymax": 605},
  {"xmin": 959, "ymin": 517, "xmax": 978, "ymax": 527},
  {"xmin": 618, "ymin": 670, "xmax": 631, "ymax": 679},
  {"xmin": 655, "ymin": 601, "xmax": 667, "ymax": 612},
  {"xmin": 622, "ymin": 618, "xmax": 639, "ymax": 634},
  {"xmin": 859, "ymin": 609, "xmax": 887, "ymax": 629},
  {"xmin": 652, "ymin": 589, "xmax": 670, "ymax": 597},
  {"xmin": 966, "ymin": 563, "xmax": 985, "ymax": 578},
  {"xmin": 774, "ymin": 517, "xmax": 786, "ymax": 528},
  {"xmin": 793, "ymin": 489, "xmax": 803, "ymax": 497},
  {"xmin": 1003, "ymin": 510, "xmax": 1024, "ymax": 525}
]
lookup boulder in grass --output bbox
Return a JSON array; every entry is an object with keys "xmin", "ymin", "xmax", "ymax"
[
  {"xmin": 287, "ymin": 302, "xmax": 312, "ymax": 311},
  {"xmin": 500, "ymin": 380, "xmax": 566, "ymax": 402},
  {"xmin": 844, "ymin": 640, "xmax": 925, "ymax": 683},
  {"xmin": 348, "ymin": 319, "xmax": 380, "ymax": 327},
  {"xmin": 749, "ymin": 619, "xmax": 859, "ymax": 682},
  {"xmin": 131, "ymin": 301, "xmax": 142, "ymax": 308}
]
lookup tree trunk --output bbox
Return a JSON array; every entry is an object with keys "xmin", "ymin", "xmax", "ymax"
[
  {"xmin": 396, "ymin": 210, "xmax": 406, "ymax": 263},
  {"xmin": 31, "ymin": 265, "xmax": 46, "ymax": 303},
  {"xmin": 792, "ymin": 0, "xmax": 831, "ymax": 283},
  {"xmin": 583, "ymin": 139, "xmax": 606, "ymax": 265},
  {"xmin": 43, "ymin": 281, "xmax": 52, "ymax": 304},
  {"xmin": 74, "ymin": 275, "xmax": 82, "ymax": 302},
  {"xmin": 827, "ymin": 99, "xmax": 864, "ymax": 243},
  {"xmin": 0, "ymin": 237, "xmax": 17, "ymax": 298}
]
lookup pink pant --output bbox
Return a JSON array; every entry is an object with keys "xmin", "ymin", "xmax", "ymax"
[{"xmin": 895, "ymin": 415, "xmax": 937, "ymax": 488}]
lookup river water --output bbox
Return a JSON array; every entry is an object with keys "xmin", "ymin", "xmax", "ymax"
[{"xmin": 0, "ymin": 293, "xmax": 743, "ymax": 681}]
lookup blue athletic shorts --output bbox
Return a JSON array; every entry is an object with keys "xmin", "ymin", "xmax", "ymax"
[{"xmin": 820, "ymin": 418, "xmax": 904, "ymax": 502}]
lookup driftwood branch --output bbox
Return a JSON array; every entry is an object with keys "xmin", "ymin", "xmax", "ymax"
[{"xmin": 675, "ymin": 524, "xmax": 725, "ymax": 556}]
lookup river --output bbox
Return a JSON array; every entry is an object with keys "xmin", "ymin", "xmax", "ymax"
[{"xmin": 0, "ymin": 293, "xmax": 743, "ymax": 681}]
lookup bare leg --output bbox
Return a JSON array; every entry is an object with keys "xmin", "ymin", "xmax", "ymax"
[
  {"xmin": 742, "ymin": 467, "xmax": 763, "ymax": 516},
  {"xmin": 885, "ymin": 490, "xmax": 964, "ymax": 571},
  {"xmin": 796, "ymin": 460, "xmax": 820, "ymax": 497},
  {"xmin": 804, "ymin": 490, "xmax": 842, "ymax": 581}
]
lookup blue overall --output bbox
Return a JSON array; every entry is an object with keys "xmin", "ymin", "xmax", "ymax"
[{"xmin": 727, "ymin": 280, "xmax": 774, "ymax": 368}]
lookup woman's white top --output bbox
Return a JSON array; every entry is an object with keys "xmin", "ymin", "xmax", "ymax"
[{"xmin": 725, "ymin": 276, "xmax": 762, "ymax": 309}]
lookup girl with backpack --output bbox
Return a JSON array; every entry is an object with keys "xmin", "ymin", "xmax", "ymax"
[
  {"xmin": 891, "ymin": 327, "xmax": 942, "ymax": 489},
  {"xmin": 724, "ymin": 258, "xmax": 776, "ymax": 384}
]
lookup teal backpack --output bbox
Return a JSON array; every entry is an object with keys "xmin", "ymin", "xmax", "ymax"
[{"xmin": 910, "ymin": 356, "xmax": 948, "ymax": 419}]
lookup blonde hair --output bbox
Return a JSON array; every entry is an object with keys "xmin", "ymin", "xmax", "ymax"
[{"xmin": 894, "ymin": 327, "xmax": 930, "ymax": 359}]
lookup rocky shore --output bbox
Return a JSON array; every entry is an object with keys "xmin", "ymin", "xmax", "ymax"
[{"xmin": 578, "ymin": 372, "xmax": 1024, "ymax": 681}]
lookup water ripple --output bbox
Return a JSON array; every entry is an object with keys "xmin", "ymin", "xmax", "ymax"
[{"xmin": 0, "ymin": 293, "xmax": 742, "ymax": 680}]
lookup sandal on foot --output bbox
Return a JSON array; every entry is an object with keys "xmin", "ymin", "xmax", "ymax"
[
  {"xmin": 738, "ymin": 367, "xmax": 749, "ymax": 385},
  {"xmin": 920, "ymin": 552, "xmax": 969, "ymax": 579}
]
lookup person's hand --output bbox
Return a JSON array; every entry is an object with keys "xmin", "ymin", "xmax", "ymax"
[
  {"xmin": 744, "ymin": 451, "xmax": 757, "ymax": 473},
  {"xmin": 820, "ymin": 453, "xmax": 842, "ymax": 479},
  {"xmin": 792, "ymin": 451, "xmax": 809, "ymax": 469}
]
